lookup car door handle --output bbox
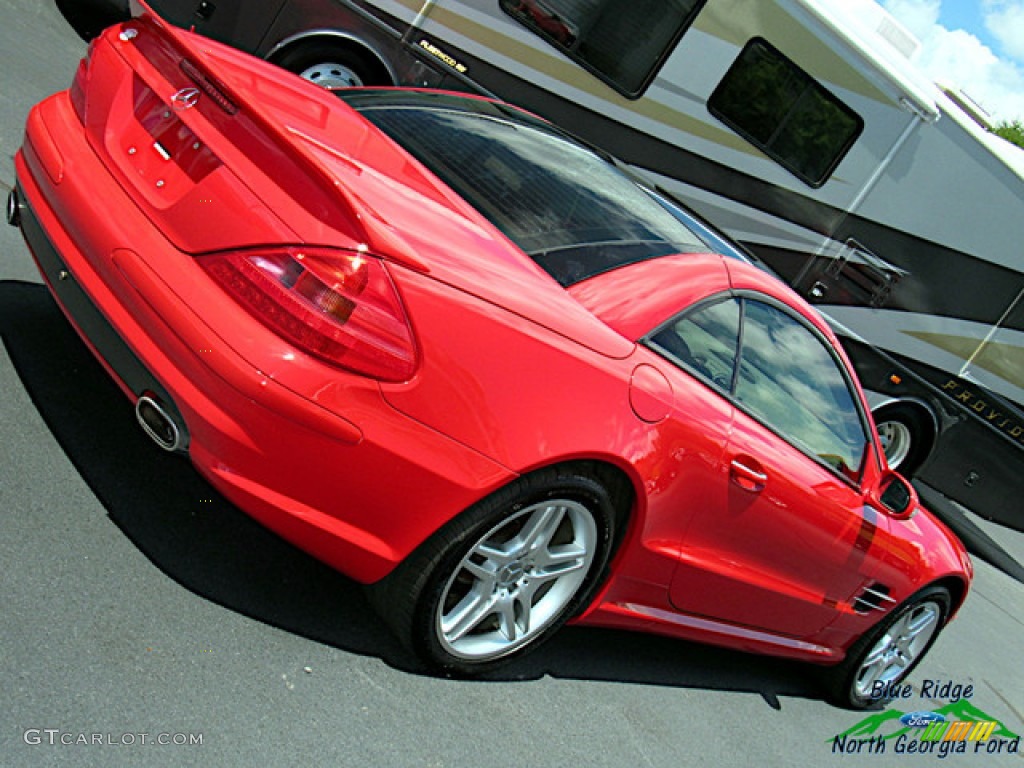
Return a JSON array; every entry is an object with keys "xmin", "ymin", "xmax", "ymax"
[{"xmin": 730, "ymin": 457, "xmax": 768, "ymax": 492}]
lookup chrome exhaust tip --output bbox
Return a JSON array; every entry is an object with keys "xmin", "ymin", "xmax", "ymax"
[
  {"xmin": 136, "ymin": 394, "xmax": 183, "ymax": 452},
  {"xmin": 6, "ymin": 187, "xmax": 22, "ymax": 227}
]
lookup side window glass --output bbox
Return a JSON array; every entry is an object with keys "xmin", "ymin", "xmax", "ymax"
[
  {"xmin": 500, "ymin": 0, "xmax": 708, "ymax": 97},
  {"xmin": 735, "ymin": 301, "xmax": 868, "ymax": 478},
  {"xmin": 649, "ymin": 297, "xmax": 740, "ymax": 391},
  {"xmin": 708, "ymin": 38, "xmax": 863, "ymax": 187}
]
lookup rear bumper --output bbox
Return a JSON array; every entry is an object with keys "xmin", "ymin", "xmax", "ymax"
[
  {"xmin": 11, "ymin": 180, "xmax": 190, "ymax": 449},
  {"xmin": 13, "ymin": 91, "xmax": 513, "ymax": 582}
]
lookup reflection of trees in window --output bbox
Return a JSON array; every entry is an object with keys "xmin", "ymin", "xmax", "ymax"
[
  {"xmin": 648, "ymin": 297, "xmax": 868, "ymax": 478},
  {"xmin": 652, "ymin": 298, "xmax": 740, "ymax": 390},
  {"xmin": 735, "ymin": 301, "xmax": 867, "ymax": 475},
  {"xmin": 501, "ymin": 0, "xmax": 707, "ymax": 95},
  {"xmin": 709, "ymin": 39, "xmax": 863, "ymax": 186}
]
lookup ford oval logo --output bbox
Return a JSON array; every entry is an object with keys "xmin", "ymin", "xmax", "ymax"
[
  {"xmin": 171, "ymin": 87, "xmax": 201, "ymax": 111},
  {"xmin": 900, "ymin": 711, "xmax": 946, "ymax": 728}
]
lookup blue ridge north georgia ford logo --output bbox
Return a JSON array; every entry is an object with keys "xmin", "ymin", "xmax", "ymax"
[{"xmin": 832, "ymin": 697, "xmax": 1020, "ymax": 759}]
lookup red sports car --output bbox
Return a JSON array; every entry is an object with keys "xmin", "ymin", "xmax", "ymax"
[{"xmin": 10, "ymin": 11, "xmax": 971, "ymax": 707}]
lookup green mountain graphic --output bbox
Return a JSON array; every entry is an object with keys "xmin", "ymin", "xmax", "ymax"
[
  {"xmin": 834, "ymin": 709, "xmax": 905, "ymax": 739},
  {"xmin": 832, "ymin": 700, "xmax": 1020, "ymax": 742}
]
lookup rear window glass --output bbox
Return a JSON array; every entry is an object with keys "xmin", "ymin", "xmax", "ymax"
[{"xmin": 354, "ymin": 100, "xmax": 706, "ymax": 286}]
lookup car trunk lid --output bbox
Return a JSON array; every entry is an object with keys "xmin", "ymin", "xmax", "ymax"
[{"xmin": 76, "ymin": 13, "xmax": 373, "ymax": 256}]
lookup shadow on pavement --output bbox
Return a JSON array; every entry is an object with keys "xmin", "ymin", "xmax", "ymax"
[{"xmin": 1, "ymin": 279, "xmax": 832, "ymax": 708}]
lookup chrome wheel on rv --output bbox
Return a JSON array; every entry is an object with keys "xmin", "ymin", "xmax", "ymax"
[
  {"xmin": 877, "ymin": 418, "xmax": 914, "ymax": 470},
  {"xmin": 873, "ymin": 403, "xmax": 935, "ymax": 475},
  {"xmin": 298, "ymin": 61, "xmax": 365, "ymax": 88},
  {"xmin": 270, "ymin": 41, "xmax": 391, "ymax": 89}
]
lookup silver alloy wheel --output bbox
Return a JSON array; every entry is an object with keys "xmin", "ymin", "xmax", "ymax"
[
  {"xmin": 852, "ymin": 600, "xmax": 942, "ymax": 699},
  {"xmin": 298, "ymin": 62, "xmax": 364, "ymax": 88},
  {"xmin": 436, "ymin": 499, "xmax": 597, "ymax": 661},
  {"xmin": 877, "ymin": 419, "xmax": 913, "ymax": 470}
]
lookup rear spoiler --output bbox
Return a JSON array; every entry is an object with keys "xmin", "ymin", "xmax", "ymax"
[{"xmin": 84, "ymin": 4, "xmax": 431, "ymax": 271}]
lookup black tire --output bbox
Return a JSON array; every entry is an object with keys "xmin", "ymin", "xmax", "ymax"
[
  {"xmin": 367, "ymin": 464, "xmax": 627, "ymax": 675},
  {"xmin": 873, "ymin": 403, "xmax": 934, "ymax": 475},
  {"xmin": 270, "ymin": 41, "xmax": 389, "ymax": 88},
  {"xmin": 825, "ymin": 585, "xmax": 951, "ymax": 709}
]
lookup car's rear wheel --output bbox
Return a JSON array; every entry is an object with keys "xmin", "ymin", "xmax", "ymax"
[
  {"xmin": 368, "ymin": 465, "xmax": 625, "ymax": 674},
  {"xmin": 827, "ymin": 585, "xmax": 950, "ymax": 709}
]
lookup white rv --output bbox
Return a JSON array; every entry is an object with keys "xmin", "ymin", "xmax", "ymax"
[{"xmin": 63, "ymin": 0, "xmax": 1024, "ymax": 531}]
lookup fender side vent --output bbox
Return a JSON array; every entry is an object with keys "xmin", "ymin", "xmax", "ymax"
[{"xmin": 853, "ymin": 584, "xmax": 897, "ymax": 614}]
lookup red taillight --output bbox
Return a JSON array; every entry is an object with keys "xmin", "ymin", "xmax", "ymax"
[
  {"xmin": 200, "ymin": 248, "xmax": 418, "ymax": 382},
  {"xmin": 69, "ymin": 39, "xmax": 97, "ymax": 123}
]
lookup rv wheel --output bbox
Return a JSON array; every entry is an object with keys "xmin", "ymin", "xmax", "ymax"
[
  {"xmin": 874, "ymin": 403, "xmax": 934, "ymax": 475},
  {"xmin": 271, "ymin": 41, "xmax": 391, "ymax": 89}
]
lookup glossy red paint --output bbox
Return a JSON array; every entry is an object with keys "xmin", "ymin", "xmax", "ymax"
[{"xmin": 12, "ymin": 13, "xmax": 970, "ymax": 672}]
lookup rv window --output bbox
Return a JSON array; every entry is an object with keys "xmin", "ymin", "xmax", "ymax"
[
  {"xmin": 709, "ymin": 39, "xmax": 863, "ymax": 187},
  {"xmin": 500, "ymin": 0, "xmax": 707, "ymax": 97}
]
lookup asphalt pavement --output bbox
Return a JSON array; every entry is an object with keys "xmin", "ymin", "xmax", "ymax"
[{"xmin": 2, "ymin": 2, "xmax": 1023, "ymax": 766}]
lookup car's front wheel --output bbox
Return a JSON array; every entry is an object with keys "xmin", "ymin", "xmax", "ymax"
[
  {"xmin": 827, "ymin": 585, "xmax": 951, "ymax": 709},
  {"xmin": 369, "ymin": 465, "xmax": 626, "ymax": 674}
]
